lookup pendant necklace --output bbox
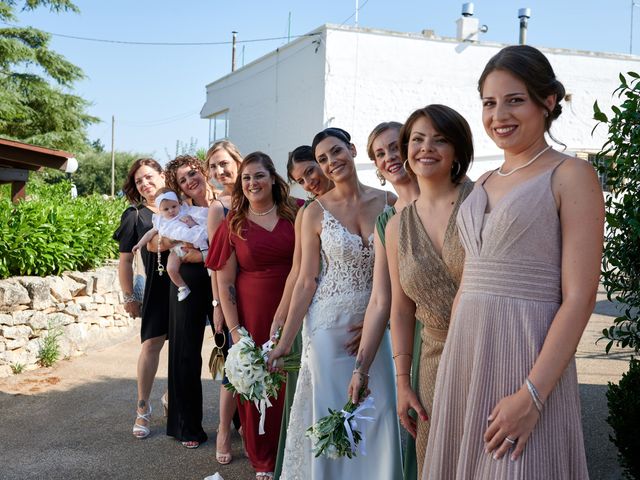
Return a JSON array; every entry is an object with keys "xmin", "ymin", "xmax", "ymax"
[
  {"xmin": 497, "ymin": 145, "xmax": 552, "ymax": 177},
  {"xmin": 249, "ymin": 203, "xmax": 277, "ymax": 216}
]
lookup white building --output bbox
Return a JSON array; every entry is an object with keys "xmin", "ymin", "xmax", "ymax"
[{"xmin": 200, "ymin": 20, "xmax": 640, "ymax": 187}]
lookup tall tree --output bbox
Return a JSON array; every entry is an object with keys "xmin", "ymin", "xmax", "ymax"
[{"xmin": 0, "ymin": 0, "xmax": 98, "ymax": 152}]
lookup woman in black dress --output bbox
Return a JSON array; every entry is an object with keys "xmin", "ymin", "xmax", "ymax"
[
  {"xmin": 114, "ymin": 158, "xmax": 171, "ymax": 439},
  {"xmin": 160, "ymin": 155, "xmax": 219, "ymax": 448}
]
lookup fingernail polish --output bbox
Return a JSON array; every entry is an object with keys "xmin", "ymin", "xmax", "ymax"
[{"xmin": 492, "ymin": 454, "xmax": 498, "ymax": 460}]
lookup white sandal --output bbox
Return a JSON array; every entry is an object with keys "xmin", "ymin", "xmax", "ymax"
[
  {"xmin": 255, "ymin": 473, "xmax": 273, "ymax": 479},
  {"xmin": 132, "ymin": 404, "xmax": 152, "ymax": 439}
]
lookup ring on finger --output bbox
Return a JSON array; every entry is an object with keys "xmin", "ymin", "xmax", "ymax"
[{"xmin": 504, "ymin": 436, "xmax": 516, "ymax": 445}]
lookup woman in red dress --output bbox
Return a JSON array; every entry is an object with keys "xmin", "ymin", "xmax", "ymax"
[{"xmin": 207, "ymin": 151, "xmax": 301, "ymax": 480}]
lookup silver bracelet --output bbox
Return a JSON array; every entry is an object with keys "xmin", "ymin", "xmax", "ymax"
[
  {"xmin": 525, "ymin": 378, "xmax": 544, "ymax": 413},
  {"xmin": 123, "ymin": 293, "xmax": 138, "ymax": 304}
]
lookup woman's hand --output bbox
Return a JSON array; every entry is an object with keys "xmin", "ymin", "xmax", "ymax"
[
  {"xmin": 229, "ymin": 327, "xmax": 242, "ymax": 345},
  {"xmin": 124, "ymin": 300, "xmax": 141, "ymax": 318},
  {"xmin": 345, "ymin": 320, "xmax": 364, "ymax": 356},
  {"xmin": 396, "ymin": 380, "xmax": 428, "ymax": 439},
  {"xmin": 180, "ymin": 215, "xmax": 197, "ymax": 227},
  {"xmin": 269, "ymin": 315, "xmax": 285, "ymax": 341},
  {"xmin": 483, "ymin": 386, "xmax": 541, "ymax": 461},
  {"xmin": 348, "ymin": 370, "xmax": 370, "ymax": 404},
  {"xmin": 181, "ymin": 246, "xmax": 203, "ymax": 263},
  {"xmin": 266, "ymin": 343, "xmax": 291, "ymax": 373},
  {"xmin": 212, "ymin": 307, "xmax": 225, "ymax": 334}
]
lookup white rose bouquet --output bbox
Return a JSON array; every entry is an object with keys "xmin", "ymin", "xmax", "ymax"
[
  {"xmin": 224, "ymin": 327, "xmax": 300, "ymax": 434},
  {"xmin": 305, "ymin": 395, "xmax": 375, "ymax": 459}
]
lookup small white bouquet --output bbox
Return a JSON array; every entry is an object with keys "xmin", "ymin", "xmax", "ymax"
[
  {"xmin": 306, "ymin": 395, "xmax": 375, "ymax": 459},
  {"xmin": 224, "ymin": 327, "xmax": 299, "ymax": 434}
]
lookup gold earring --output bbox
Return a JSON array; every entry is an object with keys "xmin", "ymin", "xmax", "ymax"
[{"xmin": 375, "ymin": 168, "xmax": 386, "ymax": 186}]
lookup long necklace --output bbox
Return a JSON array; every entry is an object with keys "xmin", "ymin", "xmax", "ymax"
[
  {"xmin": 497, "ymin": 145, "xmax": 552, "ymax": 177},
  {"xmin": 248, "ymin": 203, "xmax": 276, "ymax": 216}
]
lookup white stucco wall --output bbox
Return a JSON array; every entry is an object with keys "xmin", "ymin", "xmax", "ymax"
[
  {"xmin": 321, "ymin": 25, "xmax": 640, "ymax": 180},
  {"xmin": 201, "ymin": 32, "xmax": 326, "ymax": 178},
  {"xmin": 202, "ymin": 24, "xmax": 640, "ymax": 185}
]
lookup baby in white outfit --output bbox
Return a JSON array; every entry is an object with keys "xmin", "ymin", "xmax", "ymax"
[{"xmin": 133, "ymin": 189, "xmax": 208, "ymax": 301}]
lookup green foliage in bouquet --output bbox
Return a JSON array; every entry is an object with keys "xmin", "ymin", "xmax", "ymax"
[
  {"xmin": 0, "ymin": 179, "xmax": 126, "ymax": 278},
  {"xmin": 306, "ymin": 397, "xmax": 364, "ymax": 459}
]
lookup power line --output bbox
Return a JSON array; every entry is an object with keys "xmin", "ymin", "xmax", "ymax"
[
  {"xmin": 0, "ymin": 21, "xmax": 320, "ymax": 46},
  {"xmin": 340, "ymin": 0, "xmax": 371, "ymax": 26}
]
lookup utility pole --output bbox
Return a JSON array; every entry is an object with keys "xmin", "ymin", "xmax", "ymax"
[
  {"xmin": 110, "ymin": 115, "xmax": 115, "ymax": 197},
  {"xmin": 231, "ymin": 31, "xmax": 237, "ymax": 72},
  {"xmin": 355, "ymin": 0, "xmax": 359, "ymax": 26},
  {"xmin": 287, "ymin": 12, "xmax": 291, "ymax": 43}
]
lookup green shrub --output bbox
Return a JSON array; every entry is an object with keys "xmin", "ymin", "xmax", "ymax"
[
  {"xmin": 593, "ymin": 72, "xmax": 640, "ymax": 480},
  {"xmin": 37, "ymin": 321, "xmax": 63, "ymax": 368},
  {"xmin": 10, "ymin": 363, "xmax": 25, "ymax": 374},
  {"xmin": 0, "ymin": 179, "xmax": 127, "ymax": 278},
  {"xmin": 606, "ymin": 358, "xmax": 640, "ymax": 479},
  {"xmin": 593, "ymin": 72, "xmax": 640, "ymax": 355}
]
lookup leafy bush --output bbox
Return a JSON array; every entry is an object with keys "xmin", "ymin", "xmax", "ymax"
[
  {"xmin": 606, "ymin": 358, "xmax": 640, "ymax": 479},
  {"xmin": 593, "ymin": 72, "xmax": 640, "ymax": 355},
  {"xmin": 37, "ymin": 321, "xmax": 63, "ymax": 368},
  {"xmin": 593, "ymin": 72, "xmax": 640, "ymax": 480},
  {"xmin": 0, "ymin": 179, "xmax": 127, "ymax": 278},
  {"xmin": 35, "ymin": 149, "xmax": 149, "ymax": 196}
]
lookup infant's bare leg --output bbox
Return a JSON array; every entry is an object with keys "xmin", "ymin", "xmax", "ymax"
[
  {"xmin": 167, "ymin": 251, "xmax": 191, "ymax": 301},
  {"xmin": 167, "ymin": 252, "xmax": 186, "ymax": 288}
]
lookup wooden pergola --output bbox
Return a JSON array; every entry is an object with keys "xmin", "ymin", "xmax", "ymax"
[{"xmin": 0, "ymin": 138, "xmax": 77, "ymax": 203}]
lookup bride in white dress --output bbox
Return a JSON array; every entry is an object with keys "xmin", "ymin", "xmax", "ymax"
[{"xmin": 268, "ymin": 128, "xmax": 403, "ymax": 480}]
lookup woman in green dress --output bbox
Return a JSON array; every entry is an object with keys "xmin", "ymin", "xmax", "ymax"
[{"xmin": 346, "ymin": 121, "xmax": 419, "ymax": 479}]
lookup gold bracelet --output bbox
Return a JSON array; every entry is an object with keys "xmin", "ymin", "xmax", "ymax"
[
  {"xmin": 395, "ymin": 373, "xmax": 410, "ymax": 377},
  {"xmin": 228, "ymin": 324, "xmax": 241, "ymax": 334},
  {"xmin": 353, "ymin": 369, "xmax": 369, "ymax": 378},
  {"xmin": 393, "ymin": 353, "xmax": 412, "ymax": 359}
]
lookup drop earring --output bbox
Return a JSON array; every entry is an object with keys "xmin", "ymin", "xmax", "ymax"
[{"xmin": 375, "ymin": 168, "xmax": 386, "ymax": 186}]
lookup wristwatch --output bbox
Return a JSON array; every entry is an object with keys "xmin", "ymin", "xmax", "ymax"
[{"xmin": 212, "ymin": 299, "xmax": 219, "ymax": 308}]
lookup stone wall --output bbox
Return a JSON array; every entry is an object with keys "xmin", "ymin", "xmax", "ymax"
[{"xmin": 0, "ymin": 263, "xmax": 138, "ymax": 377}]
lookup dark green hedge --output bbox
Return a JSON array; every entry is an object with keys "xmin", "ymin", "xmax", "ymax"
[{"xmin": 0, "ymin": 180, "xmax": 127, "ymax": 279}]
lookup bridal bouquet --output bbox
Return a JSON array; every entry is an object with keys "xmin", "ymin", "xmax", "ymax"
[
  {"xmin": 305, "ymin": 395, "xmax": 375, "ymax": 459},
  {"xmin": 224, "ymin": 327, "xmax": 299, "ymax": 434}
]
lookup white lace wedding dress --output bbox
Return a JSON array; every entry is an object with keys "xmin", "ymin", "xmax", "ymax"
[{"xmin": 280, "ymin": 202, "xmax": 403, "ymax": 480}]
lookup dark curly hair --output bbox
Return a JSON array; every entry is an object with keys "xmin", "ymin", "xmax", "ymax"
[{"xmin": 163, "ymin": 155, "xmax": 208, "ymax": 198}]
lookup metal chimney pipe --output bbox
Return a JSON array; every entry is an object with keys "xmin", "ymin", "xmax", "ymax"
[
  {"xmin": 231, "ymin": 31, "xmax": 238, "ymax": 71},
  {"xmin": 518, "ymin": 8, "xmax": 531, "ymax": 45}
]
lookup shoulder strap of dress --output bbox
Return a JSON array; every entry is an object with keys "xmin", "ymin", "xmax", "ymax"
[
  {"xmin": 481, "ymin": 170, "xmax": 497, "ymax": 186},
  {"xmin": 315, "ymin": 199, "xmax": 326, "ymax": 211},
  {"xmin": 384, "ymin": 190, "xmax": 389, "ymax": 206},
  {"xmin": 550, "ymin": 157, "xmax": 568, "ymax": 176}
]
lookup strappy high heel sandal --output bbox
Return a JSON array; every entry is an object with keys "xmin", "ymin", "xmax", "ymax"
[
  {"xmin": 132, "ymin": 404, "xmax": 152, "ymax": 439},
  {"xmin": 216, "ymin": 427, "xmax": 232, "ymax": 465},
  {"xmin": 255, "ymin": 472, "xmax": 273, "ymax": 480}
]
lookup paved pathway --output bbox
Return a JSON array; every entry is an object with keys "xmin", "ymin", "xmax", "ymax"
[{"xmin": 0, "ymin": 287, "xmax": 632, "ymax": 479}]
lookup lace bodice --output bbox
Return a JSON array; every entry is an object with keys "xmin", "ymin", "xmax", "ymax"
[{"xmin": 313, "ymin": 209, "xmax": 375, "ymax": 300}]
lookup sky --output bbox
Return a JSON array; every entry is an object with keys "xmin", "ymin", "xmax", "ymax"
[{"xmin": 12, "ymin": 0, "xmax": 638, "ymax": 160}]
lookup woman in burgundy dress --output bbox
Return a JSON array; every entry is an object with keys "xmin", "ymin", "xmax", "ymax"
[{"xmin": 207, "ymin": 151, "xmax": 301, "ymax": 480}]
